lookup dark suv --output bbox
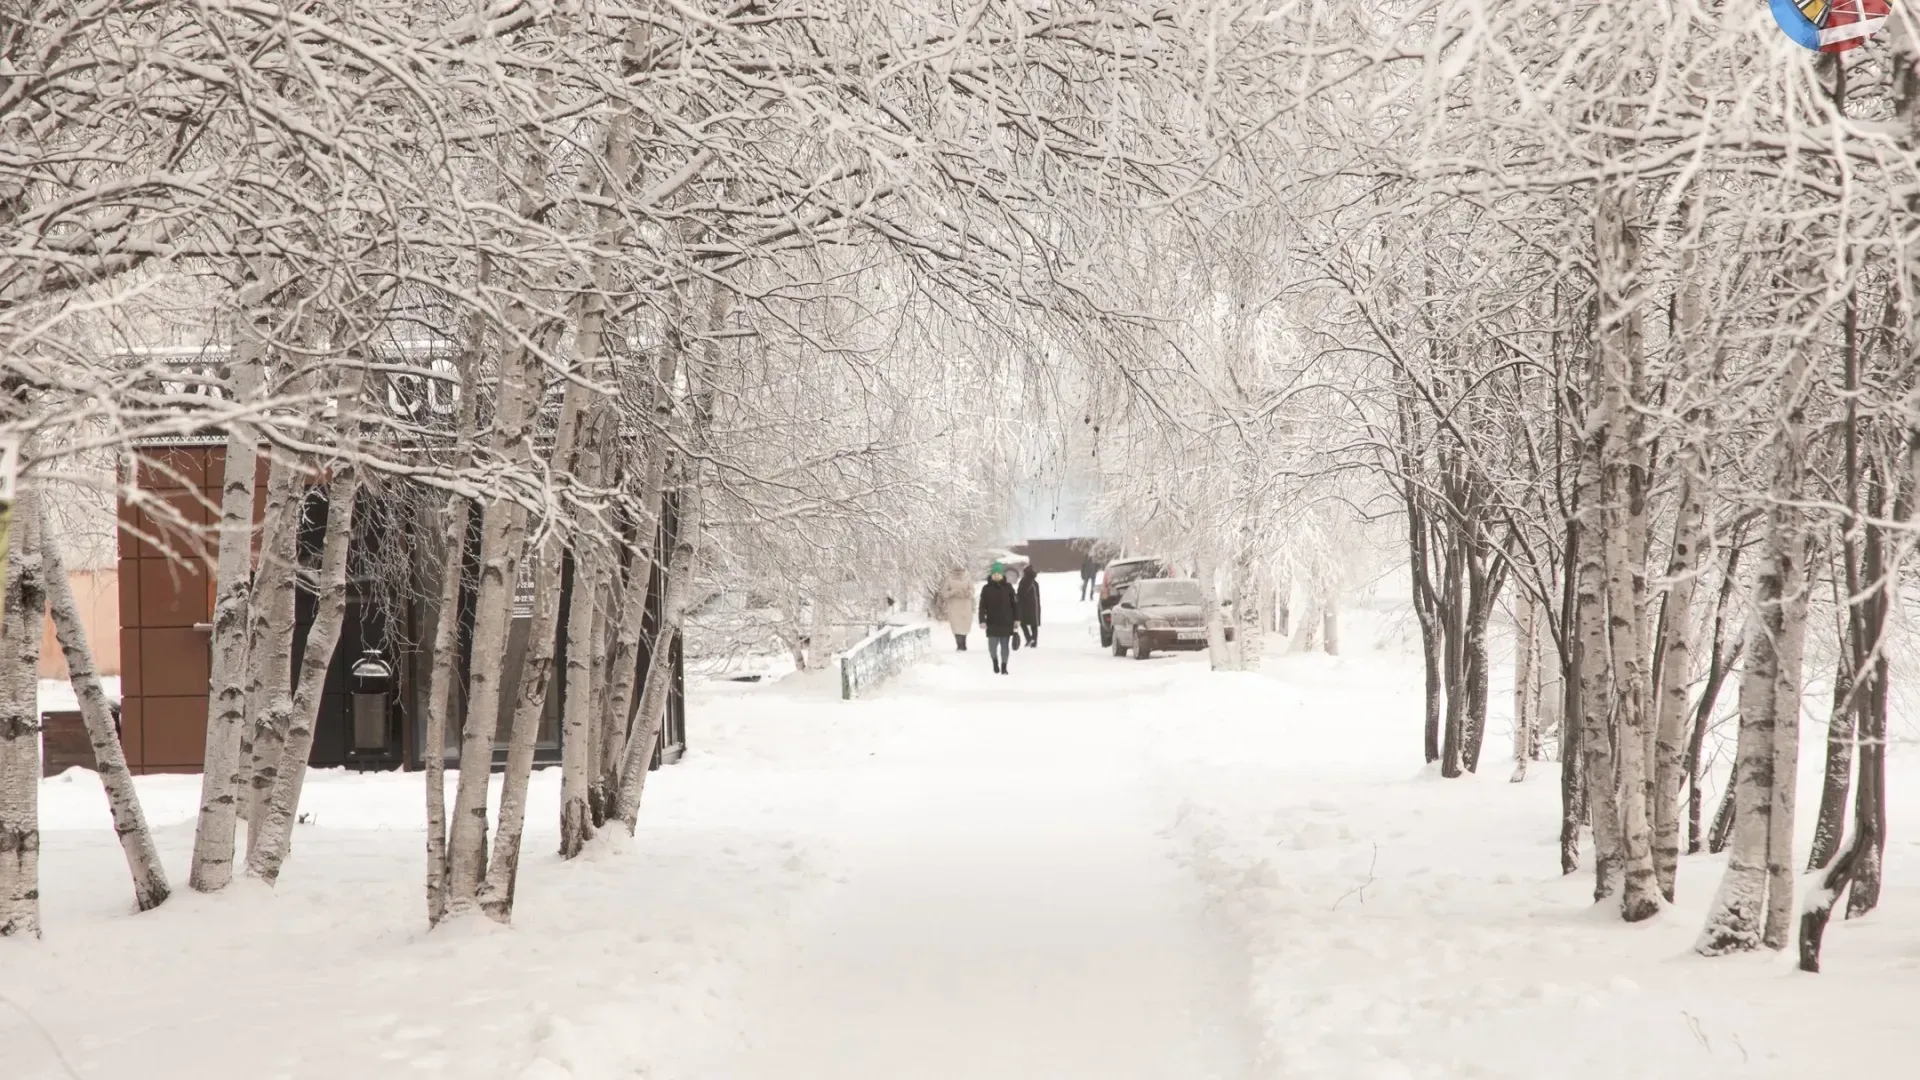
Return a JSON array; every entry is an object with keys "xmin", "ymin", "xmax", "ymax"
[{"xmin": 1097, "ymin": 556, "xmax": 1169, "ymax": 647}]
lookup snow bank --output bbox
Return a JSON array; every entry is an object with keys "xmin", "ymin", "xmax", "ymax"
[
  {"xmin": 7, "ymin": 681, "xmax": 890, "ymax": 1080},
  {"xmin": 1152, "ymin": 604, "xmax": 1920, "ymax": 1079}
]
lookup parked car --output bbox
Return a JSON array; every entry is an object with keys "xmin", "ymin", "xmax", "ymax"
[
  {"xmin": 1109, "ymin": 578, "xmax": 1231, "ymax": 659},
  {"xmin": 1097, "ymin": 555, "xmax": 1170, "ymax": 646},
  {"xmin": 973, "ymin": 549, "xmax": 1031, "ymax": 579}
]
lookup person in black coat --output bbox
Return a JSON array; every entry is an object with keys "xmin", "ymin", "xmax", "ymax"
[
  {"xmin": 978, "ymin": 563, "xmax": 1019, "ymax": 674},
  {"xmin": 1080, "ymin": 554, "xmax": 1099, "ymax": 600},
  {"xmin": 1016, "ymin": 565, "xmax": 1042, "ymax": 647}
]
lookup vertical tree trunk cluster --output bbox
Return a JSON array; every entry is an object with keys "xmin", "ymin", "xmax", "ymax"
[
  {"xmin": 189, "ymin": 346, "xmax": 265, "ymax": 892},
  {"xmin": 1395, "ymin": 389, "xmax": 1503, "ymax": 781},
  {"xmin": 1697, "ymin": 310, "xmax": 1814, "ymax": 956},
  {"xmin": 1511, "ymin": 590, "xmax": 1540, "ymax": 783},
  {"xmin": 1797, "ymin": 262, "xmax": 1900, "ymax": 972}
]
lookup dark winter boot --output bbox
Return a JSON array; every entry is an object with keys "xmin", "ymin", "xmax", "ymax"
[{"xmin": 955, "ymin": 634, "xmax": 967, "ymax": 651}]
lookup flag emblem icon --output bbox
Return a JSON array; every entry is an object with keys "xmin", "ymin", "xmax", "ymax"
[{"xmin": 1770, "ymin": 0, "xmax": 1890, "ymax": 53}]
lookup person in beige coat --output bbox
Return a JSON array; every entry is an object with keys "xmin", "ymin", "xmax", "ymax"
[{"xmin": 938, "ymin": 569, "xmax": 974, "ymax": 650}]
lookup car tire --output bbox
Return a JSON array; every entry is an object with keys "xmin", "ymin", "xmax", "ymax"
[
  {"xmin": 1134, "ymin": 635, "xmax": 1151, "ymax": 660},
  {"xmin": 1099, "ymin": 623, "xmax": 1113, "ymax": 648}
]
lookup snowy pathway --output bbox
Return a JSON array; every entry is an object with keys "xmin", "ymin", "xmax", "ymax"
[{"xmin": 715, "ymin": 584, "xmax": 1258, "ymax": 1080}]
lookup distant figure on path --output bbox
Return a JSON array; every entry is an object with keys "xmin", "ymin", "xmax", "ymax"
[
  {"xmin": 1080, "ymin": 553, "xmax": 1099, "ymax": 601},
  {"xmin": 978, "ymin": 563, "xmax": 1019, "ymax": 675},
  {"xmin": 1016, "ymin": 565, "xmax": 1042, "ymax": 647},
  {"xmin": 939, "ymin": 569, "xmax": 974, "ymax": 651}
]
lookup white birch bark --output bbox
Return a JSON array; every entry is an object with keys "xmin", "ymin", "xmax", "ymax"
[
  {"xmin": 444, "ymin": 86, "xmax": 567, "ymax": 902},
  {"xmin": 1699, "ymin": 338, "xmax": 1813, "ymax": 954},
  {"xmin": 576, "ymin": 527, "xmax": 644, "ymax": 846},
  {"xmin": 1511, "ymin": 590, "xmax": 1538, "ymax": 783},
  {"xmin": 240, "ymin": 453, "xmax": 303, "ymax": 841},
  {"xmin": 1196, "ymin": 549, "xmax": 1228, "ymax": 669},
  {"xmin": 555, "ymin": 13, "xmax": 650, "ymax": 851},
  {"xmin": 244, "ymin": 461, "xmax": 361, "ymax": 885},
  {"xmin": 1653, "ymin": 162, "xmax": 1713, "ymax": 901},
  {"xmin": 478, "ymin": 351, "xmax": 604, "ymax": 914},
  {"xmin": 1764, "ymin": 519, "xmax": 1809, "ymax": 950},
  {"xmin": 189, "ymin": 352, "xmax": 264, "ymax": 892},
  {"xmin": 558, "ymin": 524, "xmax": 608, "ymax": 859},
  {"xmin": 423, "ymin": 301, "xmax": 484, "ymax": 925},
  {"xmin": 443, "ymin": 451, "xmax": 533, "ymax": 906},
  {"xmin": 41, "ymin": 498, "xmax": 168, "ymax": 912},
  {"xmin": 610, "ymin": 475, "xmax": 701, "ymax": 830},
  {"xmin": 423, "ymin": 488, "xmax": 470, "ymax": 925},
  {"xmin": 587, "ymin": 340, "xmax": 683, "ymax": 832},
  {"xmin": 1596, "ymin": 181, "xmax": 1659, "ymax": 923},
  {"xmin": 1697, "ymin": 557, "xmax": 1786, "ymax": 955},
  {"xmin": 608, "ymin": 274, "xmax": 728, "ymax": 828},
  {"xmin": 0, "ymin": 490, "xmax": 45, "ymax": 938},
  {"xmin": 475, "ymin": 537, "xmax": 565, "ymax": 921},
  {"xmin": 1573, "ymin": 425, "xmax": 1622, "ymax": 903},
  {"xmin": 1652, "ymin": 454, "xmax": 1707, "ymax": 901},
  {"xmin": 1224, "ymin": 561, "xmax": 1248, "ymax": 670},
  {"xmin": 560, "ymin": 541, "xmax": 610, "ymax": 853}
]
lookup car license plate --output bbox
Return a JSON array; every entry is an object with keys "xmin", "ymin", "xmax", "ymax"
[{"xmin": 1177, "ymin": 629, "xmax": 1204, "ymax": 640}]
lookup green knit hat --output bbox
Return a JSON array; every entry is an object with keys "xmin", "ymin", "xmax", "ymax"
[{"xmin": 990, "ymin": 561, "xmax": 1005, "ymax": 575}]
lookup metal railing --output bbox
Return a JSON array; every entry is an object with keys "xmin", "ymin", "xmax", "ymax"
[{"xmin": 838, "ymin": 622, "xmax": 932, "ymax": 700}]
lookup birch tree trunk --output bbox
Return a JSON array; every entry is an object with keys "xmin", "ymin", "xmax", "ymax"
[
  {"xmin": 423, "ymin": 298, "xmax": 484, "ymax": 925},
  {"xmin": 0, "ymin": 489, "xmax": 44, "ymax": 937},
  {"xmin": 1699, "ymin": 338, "xmax": 1812, "ymax": 954},
  {"xmin": 558, "ymin": 15, "xmax": 652, "ymax": 851},
  {"xmin": 1696, "ymin": 546, "xmax": 1790, "ymax": 954},
  {"xmin": 240, "ymin": 453, "xmax": 303, "ymax": 842},
  {"xmin": 479, "ymin": 368, "xmax": 604, "ymax": 915},
  {"xmin": 1651, "ymin": 453, "xmax": 1707, "ymax": 901},
  {"xmin": 475, "ymin": 538, "xmax": 565, "ymax": 921},
  {"xmin": 189, "ymin": 354, "xmax": 264, "ymax": 892},
  {"xmin": 1573, "ymin": 428, "xmax": 1622, "ymax": 902},
  {"xmin": 1196, "ymin": 550, "xmax": 1228, "ymax": 669},
  {"xmin": 1808, "ymin": 650, "xmax": 1854, "ymax": 872},
  {"xmin": 558, "ymin": 525, "xmax": 608, "ymax": 859},
  {"xmin": 586, "ymin": 341, "xmax": 683, "ymax": 835},
  {"xmin": 1321, "ymin": 599, "xmax": 1339, "ymax": 657},
  {"xmin": 1460, "ymin": 561, "xmax": 1496, "ymax": 774},
  {"xmin": 444, "ymin": 468, "xmax": 532, "ymax": 904},
  {"xmin": 610, "ymin": 481, "xmax": 701, "ymax": 830},
  {"xmin": 42, "ymin": 498, "xmax": 168, "ymax": 911},
  {"xmin": 1512, "ymin": 590, "xmax": 1538, "ymax": 783},
  {"xmin": 608, "ymin": 275, "xmax": 726, "ymax": 828},
  {"xmin": 1595, "ymin": 180, "xmax": 1659, "ymax": 923},
  {"xmin": 581, "ymin": 545, "xmax": 646, "ymax": 841},
  {"xmin": 245, "ymin": 463, "xmax": 361, "ymax": 885},
  {"xmin": 444, "ymin": 35, "xmax": 571, "ymax": 902},
  {"xmin": 423, "ymin": 487, "xmax": 469, "ymax": 925},
  {"xmin": 1763, "ymin": 436, "xmax": 1811, "ymax": 949}
]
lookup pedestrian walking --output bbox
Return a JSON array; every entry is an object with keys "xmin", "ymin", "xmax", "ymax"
[
  {"xmin": 978, "ymin": 562, "xmax": 1019, "ymax": 674},
  {"xmin": 938, "ymin": 568, "xmax": 974, "ymax": 650},
  {"xmin": 1016, "ymin": 565, "xmax": 1042, "ymax": 647},
  {"xmin": 1080, "ymin": 553, "xmax": 1099, "ymax": 601}
]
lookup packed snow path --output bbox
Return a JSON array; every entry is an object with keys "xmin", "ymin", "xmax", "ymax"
[
  {"xmin": 717, "ymin": 584, "xmax": 1258, "ymax": 1080},
  {"xmin": 16, "ymin": 572, "xmax": 1920, "ymax": 1079}
]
